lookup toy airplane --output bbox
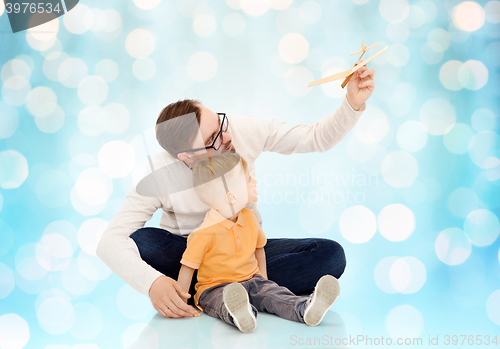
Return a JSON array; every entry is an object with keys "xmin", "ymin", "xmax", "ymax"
[{"xmin": 308, "ymin": 40, "xmax": 388, "ymax": 88}]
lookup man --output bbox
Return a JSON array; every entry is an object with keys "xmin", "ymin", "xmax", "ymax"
[{"xmin": 96, "ymin": 61, "xmax": 375, "ymax": 319}]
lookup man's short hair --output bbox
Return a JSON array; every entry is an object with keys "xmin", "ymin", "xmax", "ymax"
[{"xmin": 155, "ymin": 99, "xmax": 202, "ymax": 157}]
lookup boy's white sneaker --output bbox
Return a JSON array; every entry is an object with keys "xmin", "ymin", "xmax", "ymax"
[
  {"xmin": 303, "ymin": 275, "xmax": 340, "ymax": 326},
  {"xmin": 223, "ymin": 282, "xmax": 256, "ymax": 333}
]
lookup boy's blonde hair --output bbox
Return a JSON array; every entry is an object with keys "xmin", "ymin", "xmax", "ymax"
[{"xmin": 192, "ymin": 152, "xmax": 248, "ymax": 205}]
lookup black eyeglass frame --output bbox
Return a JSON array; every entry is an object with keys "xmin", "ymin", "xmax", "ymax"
[{"xmin": 180, "ymin": 113, "xmax": 228, "ymax": 153}]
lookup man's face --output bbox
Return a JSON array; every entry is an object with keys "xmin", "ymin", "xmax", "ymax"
[{"xmin": 177, "ymin": 104, "xmax": 233, "ymax": 164}]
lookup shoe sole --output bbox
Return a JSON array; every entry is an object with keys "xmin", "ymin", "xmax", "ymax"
[
  {"xmin": 223, "ymin": 282, "xmax": 256, "ymax": 333},
  {"xmin": 304, "ymin": 275, "xmax": 340, "ymax": 326}
]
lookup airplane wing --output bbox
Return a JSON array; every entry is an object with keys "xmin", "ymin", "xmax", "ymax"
[
  {"xmin": 307, "ymin": 68, "xmax": 352, "ymax": 87},
  {"xmin": 308, "ymin": 46, "xmax": 388, "ymax": 87},
  {"xmin": 350, "ymin": 43, "xmax": 380, "ymax": 56},
  {"xmin": 348, "ymin": 46, "xmax": 388, "ymax": 75}
]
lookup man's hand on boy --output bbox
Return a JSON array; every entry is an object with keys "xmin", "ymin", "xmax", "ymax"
[
  {"xmin": 149, "ymin": 275, "xmax": 199, "ymax": 318},
  {"xmin": 346, "ymin": 59, "xmax": 376, "ymax": 111}
]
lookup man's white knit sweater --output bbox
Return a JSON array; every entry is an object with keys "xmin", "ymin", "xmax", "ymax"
[{"xmin": 96, "ymin": 96, "xmax": 366, "ymax": 295}]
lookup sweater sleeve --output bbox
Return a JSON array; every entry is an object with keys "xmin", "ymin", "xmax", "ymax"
[
  {"xmin": 257, "ymin": 95, "xmax": 365, "ymax": 154},
  {"xmin": 96, "ymin": 184, "xmax": 165, "ymax": 295}
]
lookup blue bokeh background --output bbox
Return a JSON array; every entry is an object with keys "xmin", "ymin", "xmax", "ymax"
[{"xmin": 0, "ymin": 0, "xmax": 499, "ymax": 348}]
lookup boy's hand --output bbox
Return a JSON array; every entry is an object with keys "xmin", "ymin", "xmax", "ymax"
[
  {"xmin": 346, "ymin": 60, "xmax": 376, "ymax": 111},
  {"xmin": 149, "ymin": 275, "xmax": 198, "ymax": 318}
]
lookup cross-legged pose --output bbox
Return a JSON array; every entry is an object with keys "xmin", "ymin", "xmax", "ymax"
[{"xmin": 96, "ymin": 63, "xmax": 375, "ymax": 318}]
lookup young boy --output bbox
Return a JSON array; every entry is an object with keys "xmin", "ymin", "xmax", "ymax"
[{"xmin": 177, "ymin": 152, "xmax": 340, "ymax": 333}]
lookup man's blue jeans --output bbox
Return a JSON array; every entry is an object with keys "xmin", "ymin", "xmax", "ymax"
[{"xmin": 130, "ymin": 227, "xmax": 346, "ymax": 299}]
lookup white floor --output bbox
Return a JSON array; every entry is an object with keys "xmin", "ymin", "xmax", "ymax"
[{"xmin": 129, "ymin": 310, "xmax": 349, "ymax": 349}]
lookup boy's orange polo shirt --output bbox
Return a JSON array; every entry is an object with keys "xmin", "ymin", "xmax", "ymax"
[{"xmin": 180, "ymin": 207, "xmax": 267, "ymax": 310}]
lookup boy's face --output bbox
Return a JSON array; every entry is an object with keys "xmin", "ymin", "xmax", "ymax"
[{"xmin": 246, "ymin": 171, "xmax": 258, "ymax": 205}]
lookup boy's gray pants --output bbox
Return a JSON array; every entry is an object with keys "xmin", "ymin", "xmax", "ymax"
[{"xmin": 198, "ymin": 274, "xmax": 308, "ymax": 327}]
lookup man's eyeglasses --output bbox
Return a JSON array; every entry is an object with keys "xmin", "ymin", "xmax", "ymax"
[{"xmin": 181, "ymin": 113, "xmax": 228, "ymax": 153}]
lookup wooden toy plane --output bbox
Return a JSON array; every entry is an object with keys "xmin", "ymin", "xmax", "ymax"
[{"xmin": 308, "ymin": 40, "xmax": 388, "ymax": 88}]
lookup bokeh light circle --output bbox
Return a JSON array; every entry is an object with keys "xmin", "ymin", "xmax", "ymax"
[
  {"xmin": 0, "ymin": 102, "xmax": 19, "ymax": 139},
  {"xmin": 278, "ymin": 33, "xmax": 310, "ymax": 64},
  {"xmin": 443, "ymin": 123, "xmax": 475, "ymax": 154},
  {"xmin": 62, "ymin": 262, "xmax": 97, "ymax": 296},
  {"xmin": 34, "ymin": 104, "xmax": 65, "ymax": 134},
  {"xmin": 58, "ymin": 58, "xmax": 88, "ymax": 88},
  {"xmin": 379, "ymin": 0, "xmax": 409, "ymax": 23},
  {"xmin": 339, "ymin": 205, "xmax": 377, "ymax": 243},
  {"xmin": 464, "ymin": 209, "xmax": 500, "ymax": 247},
  {"xmin": 390, "ymin": 256, "xmax": 426, "ymax": 293},
  {"xmin": 0, "ymin": 150, "xmax": 29, "ymax": 189},
  {"xmin": 36, "ymin": 296, "xmax": 74, "ymax": 335},
  {"xmin": 435, "ymin": 228, "xmax": 471, "ymax": 265},
  {"xmin": 452, "ymin": 1, "xmax": 485, "ymax": 32},
  {"xmin": 95, "ymin": 59, "xmax": 119, "ymax": 83},
  {"xmin": 375, "ymin": 256, "xmax": 400, "ymax": 294},
  {"xmin": 268, "ymin": 0, "xmax": 293, "ymax": 10},
  {"xmin": 439, "ymin": 60, "xmax": 463, "ymax": 90},
  {"xmin": 386, "ymin": 44, "xmax": 410, "ymax": 67},
  {"xmin": 125, "ymin": 29, "xmax": 156, "ymax": 58},
  {"xmin": 0, "ymin": 314, "xmax": 30, "ymax": 349},
  {"xmin": 78, "ymin": 219, "xmax": 108, "ymax": 256},
  {"xmin": 193, "ymin": 14, "xmax": 217, "ymax": 37},
  {"xmin": 133, "ymin": 0, "xmax": 161, "ymax": 10},
  {"xmin": 78, "ymin": 76, "xmax": 108, "ymax": 106},
  {"xmin": 378, "ymin": 204, "xmax": 416, "ymax": 241},
  {"xmin": 485, "ymin": 1, "xmax": 500, "ymax": 23},
  {"xmin": 419, "ymin": 98, "xmax": 456, "ymax": 135},
  {"xmin": 78, "ymin": 105, "xmax": 108, "ymax": 136},
  {"xmin": 104, "ymin": 103, "xmax": 130, "ymax": 134},
  {"xmin": 63, "ymin": 4, "xmax": 92, "ymax": 34},
  {"xmin": 299, "ymin": 1, "xmax": 322, "ymax": 24},
  {"xmin": 27, "ymin": 86, "xmax": 57, "ymax": 118},
  {"xmin": 187, "ymin": 52, "xmax": 218, "ymax": 82},
  {"xmin": 381, "ymin": 151, "xmax": 418, "ymax": 188},
  {"xmin": 397, "ymin": 120, "xmax": 428, "ymax": 152},
  {"xmin": 77, "ymin": 250, "xmax": 112, "ymax": 281},
  {"xmin": 1, "ymin": 76, "xmax": 31, "ymax": 106},
  {"xmin": 458, "ymin": 60, "xmax": 488, "ymax": 90},
  {"xmin": 73, "ymin": 167, "xmax": 113, "ymax": 207},
  {"xmin": 36, "ymin": 233, "xmax": 74, "ymax": 272},
  {"xmin": 428, "ymin": 28, "xmax": 450, "ymax": 52},
  {"xmin": 1, "ymin": 59, "xmax": 31, "ymax": 82},
  {"xmin": 240, "ymin": 0, "xmax": 269, "ymax": 16}
]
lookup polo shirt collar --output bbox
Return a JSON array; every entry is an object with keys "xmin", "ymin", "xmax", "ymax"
[{"xmin": 207, "ymin": 208, "xmax": 245, "ymax": 229}]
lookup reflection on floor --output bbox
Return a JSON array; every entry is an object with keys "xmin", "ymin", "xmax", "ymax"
[{"xmin": 127, "ymin": 310, "xmax": 348, "ymax": 349}]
